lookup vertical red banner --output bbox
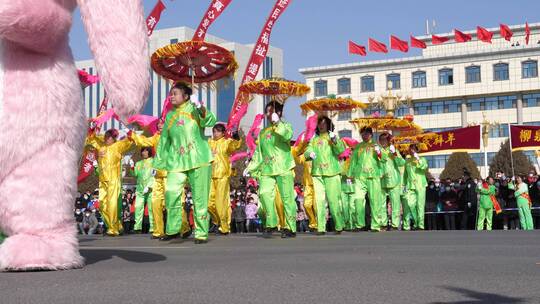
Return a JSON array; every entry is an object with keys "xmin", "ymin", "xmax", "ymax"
[
  {"xmin": 146, "ymin": 0, "xmax": 166, "ymax": 36},
  {"xmin": 192, "ymin": 0, "xmax": 233, "ymax": 41},
  {"xmin": 227, "ymin": 0, "xmax": 292, "ymax": 131}
]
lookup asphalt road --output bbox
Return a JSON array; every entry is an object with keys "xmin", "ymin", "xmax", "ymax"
[{"xmin": 1, "ymin": 230, "xmax": 539, "ymax": 304}]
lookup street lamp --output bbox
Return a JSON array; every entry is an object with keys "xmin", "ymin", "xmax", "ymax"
[
  {"xmin": 479, "ymin": 112, "xmax": 499, "ymax": 178},
  {"xmin": 367, "ymin": 81, "xmax": 412, "ymax": 117}
]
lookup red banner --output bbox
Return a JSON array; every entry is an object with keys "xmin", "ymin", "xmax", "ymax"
[
  {"xmin": 193, "ymin": 0, "xmax": 233, "ymax": 41},
  {"xmin": 226, "ymin": 0, "xmax": 292, "ymax": 131},
  {"xmin": 420, "ymin": 125, "xmax": 481, "ymax": 155},
  {"xmin": 509, "ymin": 124, "xmax": 540, "ymax": 151},
  {"xmin": 77, "ymin": 150, "xmax": 97, "ymax": 184},
  {"xmin": 146, "ymin": 0, "xmax": 166, "ymax": 36}
]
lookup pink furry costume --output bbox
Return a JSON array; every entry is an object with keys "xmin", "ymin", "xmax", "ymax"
[{"xmin": 0, "ymin": 0, "xmax": 149, "ymax": 271}]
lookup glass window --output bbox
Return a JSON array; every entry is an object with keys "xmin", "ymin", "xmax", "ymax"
[
  {"xmin": 493, "ymin": 63, "xmax": 509, "ymax": 81},
  {"xmin": 414, "ymin": 102, "xmax": 431, "ymax": 115},
  {"xmin": 465, "ymin": 66, "xmax": 481, "ymax": 83},
  {"xmin": 396, "ymin": 105, "xmax": 410, "ymax": 117},
  {"xmin": 338, "ymin": 111, "xmax": 351, "ymax": 121},
  {"xmin": 386, "ymin": 73, "xmax": 400, "ymax": 90},
  {"xmin": 170, "ymin": 38, "xmax": 179, "ymax": 44},
  {"xmin": 425, "ymin": 155, "xmax": 449, "ymax": 169},
  {"xmin": 338, "ymin": 129, "xmax": 352, "ymax": 138},
  {"xmin": 361, "ymin": 76, "xmax": 374, "ymax": 92},
  {"xmin": 467, "ymin": 98, "xmax": 484, "ymax": 112},
  {"xmin": 444, "ymin": 100, "xmax": 461, "ymax": 113},
  {"xmin": 431, "ymin": 101, "xmax": 444, "ymax": 114},
  {"xmin": 412, "ymin": 71, "xmax": 427, "ymax": 88},
  {"xmin": 314, "ymin": 80, "xmax": 327, "ymax": 97},
  {"xmin": 501, "ymin": 95, "xmax": 517, "ymax": 109},
  {"xmin": 522, "ymin": 60, "xmax": 538, "ymax": 78},
  {"xmin": 439, "ymin": 68, "xmax": 454, "ymax": 85},
  {"xmin": 484, "ymin": 97, "xmax": 498, "ymax": 110},
  {"xmin": 337, "ymin": 78, "xmax": 351, "ymax": 95},
  {"xmin": 523, "ymin": 93, "xmax": 540, "ymax": 107}
]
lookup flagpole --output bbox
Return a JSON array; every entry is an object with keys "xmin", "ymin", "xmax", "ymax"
[{"xmin": 508, "ymin": 123, "xmax": 516, "ymax": 177}]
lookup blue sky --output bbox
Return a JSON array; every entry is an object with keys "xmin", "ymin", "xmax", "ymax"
[{"xmin": 70, "ymin": 0, "xmax": 540, "ymax": 134}]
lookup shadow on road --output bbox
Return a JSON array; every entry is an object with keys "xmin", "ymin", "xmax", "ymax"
[
  {"xmin": 80, "ymin": 249, "xmax": 167, "ymax": 266},
  {"xmin": 432, "ymin": 286, "xmax": 527, "ymax": 304}
]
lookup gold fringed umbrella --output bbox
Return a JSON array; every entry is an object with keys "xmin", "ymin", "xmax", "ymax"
[
  {"xmin": 151, "ymin": 41, "xmax": 238, "ymax": 85},
  {"xmin": 349, "ymin": 114, "xmax": 423, "ymax": 135},
  {"xmin": 300, "ymin": 96, "xmax": 367, "ymax": 115},
  {"xmin": 239, "ymin": 77, "xmax": 310, "ymax": 104}
]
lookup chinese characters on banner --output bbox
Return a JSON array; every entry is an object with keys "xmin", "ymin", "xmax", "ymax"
[
  {"xmin": 227, "ymin": 0, "xmax": 292, "ymax": 131},
  {"xmin": 420, "ymin": 125, "xmax": 481, "ymax": 155},
  {"xmin": 193, "ymin": 0, "xmax": 233, "ymax": 41},
  {"xmin": 77, "ymin": 151, "xmax": 97, "ymax": 184},
  {"xmin": 510, "ymin": 124, "xmax": 540, "ymax": 151},
  {"xmin": 146, "ymin": 0, "xmax": 166, "ymax": 36}
]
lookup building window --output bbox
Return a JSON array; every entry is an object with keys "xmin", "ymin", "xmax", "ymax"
[
  {"xmin": 443, "ymin": 100, "xmax": 461, "ymax": 113},
  {"xmin": 489, "ymin": 125, "xmax": 510, "ymax": 138},
  {"xmin": 523, "ymin": 93, "xmax": 540, "ymax": 107},
  {"xmin": 467, "ymin": 98, "xmax": 484, "ymax": 111},
  {"xmin": 431, "ymin": 101, "xmax": 444, "ymax": 114},
  {"xmin": 338, "ymin": 111, "xmax": 351, "ymax": 121},
  {"xmin": 414, "ymin": 102, "xmax": 431, "ymax": 115},
  {"xmin": 465, "ymin": 66, "xmax": 481, "ymax": 83},
  {"xmin": 170, "ymin": 38, "xmax": 178, "ymax": 44},
  {"xmin": 337, "ymin": 78, "xmax": 351, "ymax": 95},
  {"xmin": 484, "ymin": 97, "xmax": 498, "ymax": 110},
  {"xmin": 314, "ymin": 80, "xmax": 327, "ymax": 97},
  {"xmin": 425, "ymin": 155, "xmax": 449, "ymax": 169},
  {"xmin": 361, "ymin": 76, "xmax": 374, "ymax": 92},
  {"xmin": 338, "ymin": 129, "xmax": 352, "ymax": 138},
  {"xmin": 522, "ymin": 60, "xmax": 538, "ymax": 78},
  {"xmin": 412, "ymin": 71, "xmax": 427, "ymax": 88},
  {"xmin": 386, "ymin": 73, "xmax": 400, "ymax": 90},
  {"xmin": 439, "ymin": 68, "xmax": 454, "ymax": 85},
  {"xmin": 396, "ymin": 105, "xmax": 410, "ymax": 117},
  {"xmin": 493, "ymin": 63, "xmax": 509, "ymax": 81}
]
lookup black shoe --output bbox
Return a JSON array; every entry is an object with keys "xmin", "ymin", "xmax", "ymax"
[
  {"xmin": 280, "ymin": 229, "xmax": 296, "ymax": 238},
  {"xmin": 194, "ymin": 239, "xmax": 208, "ymax": 244},
  {"xmin": 262, "ymin": 228, "xmax": 275, "ymax": 238},
  {"xmin": 369, "ymin": 229, "xmax": 380, "ymax": 233},
  {"xmin": 334, "ymin": 230, "xmax": 342, "ymax": 235},
  {"xmin": 217, "ymin": 231, "xmax": 230, "ymax": 236},
  {"xmin": 150, "ymin": 235, "xmax": 161, "ymax": 240},
  {"xmin": 209, "ymin": 224, "xmax": 218, "ymax": 234},
  {"xmin": 159, "ymin": 233, "xmax": 179, "ymax": 241},
  {"xmin": 181, "ymin": 230, "xmax": 192, "ymax": 239}
]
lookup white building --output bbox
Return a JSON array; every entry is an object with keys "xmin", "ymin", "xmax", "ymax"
[
  {"xmin": 299, "ymin": 23, "xmax": 540, "ymax": 176},
  {"xmin": 76, "ymin": 26, "xmax": 283, "ymax": 132}
]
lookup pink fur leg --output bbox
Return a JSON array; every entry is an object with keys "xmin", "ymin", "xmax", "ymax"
[
  {"xmin": 0, "ymin": 143, "xmax": 84, "ymax": 272},
  {"xmin": 0, "ymin": 232, "xmax": 83, "ymax": 271}
]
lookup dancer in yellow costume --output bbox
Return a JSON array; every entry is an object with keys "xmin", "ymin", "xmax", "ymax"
[
  {"xmin": 129, "ymin": 126, "xmax": 191, "ymax": 239},
  {"xmin": 85, "ymin": 128, "xmax": 133, "ymax": 236},
  {"xmin": 292, "ymin": 137, "xmax": 317, "ymax": 231},
  {"xmin": 208, "ymin": 124, "xmax": 242, "ymax": 234}
]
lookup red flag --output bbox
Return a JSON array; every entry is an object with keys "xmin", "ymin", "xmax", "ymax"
[
  {"xmin": 454, "ymin": 29, "xmax": 472, "ymax": 42},
  {"xmin": 146, "ymin": 0, "xmax": 166, "ymax": 36},
  {"xmin": 525, "ymin": 22, "xmax": 530, "ymax": 45},
  {"xmin": 390, "ymin": 35, "xmax": 409, "ymax": 52},
  {"xmin": 368, "ymin": 38, "xmax": 388, "ymax": 53},
  {"xmin": 226, "ymin": 0, "xmax": 292, "ymax": 131},
  {"xmin": 500, "ymin": 24, "xmax": 513, "ymax": 41},
  {"xmin": 348, "ymin": 40, "xmax": 366, "ymax": 56},
  {"xmin": 192, "ymin": 0, "xmax": 233, "ymax": 41},
  {"xmin": 410, "ymin": 35, "xmax": 427, "ymax": 49},
  {"xmin": 77, "ymin": 150, "xmax": 97, "ymax": 184},
  {"xmin": 477, "ymin": 26, "xmax": 493, "ymax": 43},
  {"xmin": 432, "ymin": 34, "xmax": 449, "ymax": 44}
]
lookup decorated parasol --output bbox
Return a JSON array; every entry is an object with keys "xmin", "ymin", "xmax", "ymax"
[
  {"xmin": 300, "ymin": 95, "xmax": 367, "ymax": 115},
  {"xmin": 349, "ymin": 114, "xmax": 423, "ymax": 135},
  {"xmin": 239, "ymin": 77, "xmax": 311, "ymax": 104},
  {"xmin": 150, "ymin": 0, "xmax": 237, "ymax": 86},
  {"xmin": 391, "ymin": 132, "xmax": 439, "ymax": 153}
]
